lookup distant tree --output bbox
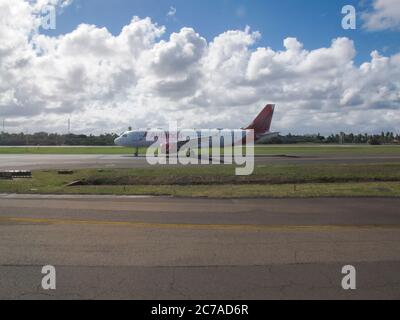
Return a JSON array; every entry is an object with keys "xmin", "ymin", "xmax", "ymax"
[
  {"xmin": 368, "ymin": 137, "xmax": 382, "ymax": 145},
  {"xmin": 267, "ymin": 137, "xmax": 283, "ymax": 144}
]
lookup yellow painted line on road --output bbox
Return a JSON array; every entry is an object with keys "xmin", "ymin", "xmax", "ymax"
[{"xmin": 1, "ymin": 216, "xmax": 400, "ymax": 232}]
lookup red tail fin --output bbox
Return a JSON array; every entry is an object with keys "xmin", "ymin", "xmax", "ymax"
[{"xmin": 245, "ymin": 104, "xmax": 275, "ymax": 135}]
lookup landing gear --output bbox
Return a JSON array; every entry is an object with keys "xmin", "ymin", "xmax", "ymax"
[{"xmin": 134, "ymin": 147, "xmax": 139, "ymax": 157}]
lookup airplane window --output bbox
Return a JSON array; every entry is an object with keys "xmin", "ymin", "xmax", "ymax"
[{"xmin": 123, "ymin": 134, "xmax": 128, "ymax": 138}]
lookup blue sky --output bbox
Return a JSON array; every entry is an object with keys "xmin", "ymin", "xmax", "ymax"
[
  {"xmin": 47, "ymin": 0, "xmax": 400, "ymax": 65},
  {"xmin": 2, "ymin": 0, "xmax": 400, "ymax": 134}
]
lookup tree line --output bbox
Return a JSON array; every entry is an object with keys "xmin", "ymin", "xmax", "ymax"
[
  {"xmin": 0, "ymin": 131, "xmax": 398, "ymax": 146},
  {"xmin": 0, "ymin": 132, "xmax": 118, "ymax": 146},
  {"xmin": 266, "ymin": 132, "xmax": 399, "ymax": 145}
]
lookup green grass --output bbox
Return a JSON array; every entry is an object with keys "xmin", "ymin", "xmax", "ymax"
[
  {"xmin": 0, "ymin": 144, "xmax": 399, "ymax": 155},
  {"xmin": 78, "ymin": 163, "xmax": 400, "ymax": 185},
  {"xmin": 252, "ymin": 144, "xmax": 400, "ymax": 155},
  {"xmin": 1, "ymin": 163, "xmax": 400, "ymax": 198},
  {"xmin": 62, "ymin": 182, "xmax": 400, "ymax": 198}
]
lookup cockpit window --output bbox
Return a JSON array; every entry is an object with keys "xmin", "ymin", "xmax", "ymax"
[{"xmin": 122, "ymin": 134, "xmax": 128, "ymax": 138}]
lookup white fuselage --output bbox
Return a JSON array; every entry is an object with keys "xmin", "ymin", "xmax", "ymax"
[
  {"xmin": 114, "ymin": 104, "xmax": 277, "ymax": 149},
  {"xmin": 114, "ymin": 129, "xmax": 249, "ymax": 148},
  {"xmin": 114, "ymin": 129, "xmax": 278, "ymax": 149}
]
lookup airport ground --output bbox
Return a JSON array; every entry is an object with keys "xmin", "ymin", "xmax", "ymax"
[
  {"xmin": 0, "ymin": 145, "xmax": 399, "ymax": 299},
  {"xmin": 1, "ymin": 163, "xmax": 400, "ymax": 197},
  {"xmin": 0, "ymin": 144, "xmax": 399, "ymax": 155},
  {"xmin": 1, "ymin": 195, "xmax": 400, "ymax": 299}
]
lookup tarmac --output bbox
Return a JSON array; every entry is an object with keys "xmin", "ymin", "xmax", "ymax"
[
  {"xmin": 0, "ymin": 195, "xmax": 399, "ymax": 299},
  {"xmin": 1, "ymin": 153, "xmax": 400, "ymax": 170}
]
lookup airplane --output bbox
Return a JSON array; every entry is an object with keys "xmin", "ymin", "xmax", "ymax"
[{"xmin": 114, "ymin": 104, "xmax": 278, "ymax": 156}]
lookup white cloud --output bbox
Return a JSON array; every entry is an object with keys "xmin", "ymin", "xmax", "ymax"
[
  {"xmin": 0, "ymin": 0, "xmax": 399, "ymax": 135},
  {"xmin": 60, "ymin": 0, "xmax": 73, "ymax": 7},
  {"xmin": 362, "ymin": 0, "xmax": 400, "ymax": 31},
  {"xmin": 30, "ymin": 0, "xmax": 73, "ymax": 11},
  {"xmin": 167, "ymin": 6, "xmax": 176, "ymax": 18}
]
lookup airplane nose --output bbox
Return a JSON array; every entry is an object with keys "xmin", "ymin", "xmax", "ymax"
[{"xmin": 114, "ymin": 137, "xmax": 121, "ymax": 146}]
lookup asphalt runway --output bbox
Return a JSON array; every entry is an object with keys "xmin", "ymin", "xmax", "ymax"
[
  {"xmin": 1, "ymin": 153, "xmax": 400, "ymax": 170},
  {"xmin": 1, "ymin": 195, "xmax": 400, "ymax": 299}
]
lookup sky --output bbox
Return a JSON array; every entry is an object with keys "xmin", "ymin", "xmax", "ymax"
[
  {"xmin": 0, "ymin": 0, "xmax": 400, "ymax": 134},
  {"xmin": 47, "ymin": 0, "xmax": 400, "ymax": 65}
]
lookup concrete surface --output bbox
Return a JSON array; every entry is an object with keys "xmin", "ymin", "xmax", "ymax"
[{"xmin": 0, "ymin": 195, "xmax": 399, "ymax": 299}]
